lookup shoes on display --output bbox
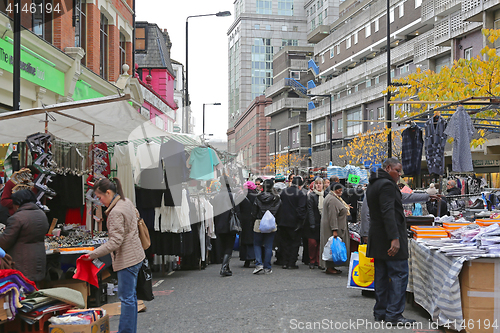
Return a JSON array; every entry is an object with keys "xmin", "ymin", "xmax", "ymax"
[{"xmin": 253, "ymin": 266, "xmax": 264, "ymax": 274}]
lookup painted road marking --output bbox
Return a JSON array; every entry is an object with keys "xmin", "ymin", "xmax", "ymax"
[
  {"xmin": 153, "ymin": 290, "xmax": 174, "ymax": 296},
  {"xmin": 168, "ymin": 271, "xmax": 175, "ymax": 276},
  {"xmin": 153, "ymin": 279, "xmax": 164, "ymax": 288}
]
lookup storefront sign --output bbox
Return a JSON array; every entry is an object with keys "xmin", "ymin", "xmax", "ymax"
[
  {"xmin": 473, "ymin": 160, "xmax": 500, "ymax": 167},
  {"xmin": 72, "ymin": 80, "xmax": 104, "ymax": 101},
  {"xmin": 348, "ymin": 174, "xmax": 360, "ymax": 184},
  {"xmin": 0, "ymin": 37, "xmax": 64, "ymax": 95}
]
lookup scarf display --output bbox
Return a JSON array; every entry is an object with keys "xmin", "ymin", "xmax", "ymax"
[{"xmin": 314, "ymin": 190, "xmax": 324, "ymax": 214}]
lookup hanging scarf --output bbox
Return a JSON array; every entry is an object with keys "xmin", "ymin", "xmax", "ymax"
[
  {"xmin": 331, "ymin": 192, "xmax": 351, "ymax": 216},
  {"xmin": 314, "ymin": 190, "xmax": 324, "ymax": 215}
]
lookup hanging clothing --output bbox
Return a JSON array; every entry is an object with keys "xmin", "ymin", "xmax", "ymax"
[
  {"xmin": 401, "ymin": 125, "xmax": 424, "ymax": 175},
  {"xmin": 159, "ymin": 140, "xmax": 188, "ymax": 206},
  {"xmin": 424, "ymin": 115, "xmax": 447, "ymax": 175},
  {"xmin": 443, "ymin": 106, "xmax": 475, "ymax": 172},
  {"xmin": 111, "ymin": 143, "xmax": 136, "ymax": 205},
  {"xmin": 134, "ymin": 142, "xmax": 161, "ymax": 187},
  {"xmin": 187, "ymin": 147, "xmax": 221, "ymax": 181},
  {"xmin": 90, "ymin": 143, "xmax": 111, "ymax": 177}
]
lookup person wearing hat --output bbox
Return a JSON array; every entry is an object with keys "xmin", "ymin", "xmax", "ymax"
[
  {"xmin": 0, "ymin": 189, "xmax": 49, "ymax": 283},
  {"xmin": 273, "ymin": 174, "xmax": 287, "ymax": 194}
]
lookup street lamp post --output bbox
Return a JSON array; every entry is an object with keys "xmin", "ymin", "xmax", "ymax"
[
  {"xmin": 185, "ymin": 11, "xmax": 231, "ymax": 133},
  {"xmin": 386, "ymin": 0, "xmax": 392, "ymax": 158},
  {"xmin": 260, "ymin": 128, "xmax": 277, "ymax": 175},
  {"xmin": 203, "ymin": 103, "xmax": 221, "ymax": 141},
  {"xmin": 308, "ymin": 94, "xmax": 332, "ymax": 164}
]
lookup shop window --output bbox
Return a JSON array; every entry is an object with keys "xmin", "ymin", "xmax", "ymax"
[
  {"xmin": 119, "ymin": 33, "xmax": 127, "ymax": 73},
  {"xmin": 100, "ymin": 14, "xmax": 109, "ymax": 80},
  {"xmin": 136, "ymin": 27, "xmax": 147, "ymax": 51}
]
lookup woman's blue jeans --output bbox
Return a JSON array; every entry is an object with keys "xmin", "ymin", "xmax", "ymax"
[
  {"xmin": 117, "ymin": 261, "xmax": 142, "ymax": 333},
  {"xmin": 253, "ymin": 231, "xmax": 276, "ymax": 269}
]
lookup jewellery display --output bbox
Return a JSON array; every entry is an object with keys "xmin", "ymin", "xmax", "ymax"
[{"xmin": 44, "ymin": 226, "xmax": 108, "ymax": 250}]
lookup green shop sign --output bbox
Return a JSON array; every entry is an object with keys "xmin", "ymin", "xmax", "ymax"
[
  {"xmin": 0, "ymin": 37, "xmax": 64, "ymax": 95},
  {"xmin": 73, "ymin": 80, "xmax": 104, "ymax": 101}
]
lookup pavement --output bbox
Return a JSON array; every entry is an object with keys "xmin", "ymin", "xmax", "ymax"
[{"xmin": 108, "ymin": 252, "xmax": 445, "ymax": 333}]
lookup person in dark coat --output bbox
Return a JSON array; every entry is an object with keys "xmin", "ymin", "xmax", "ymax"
[
  {"xmin": 366, "ymin": 158, "xmax": 415, "ymax": 324},
  {"xmin": 306, "ymin": 177, "xmax": 323, "ymax": 269},
  {"xmin": 239, "ymin": 181, "xmax": 259, "ymax": 267},
  {"xmin": 212, "ymin": 175, "xmax": 240, "ymax": 277},
  {"xmin": 251, "ymin": 179, "xmax": 281, "ymax": 274},
  {"xmin": 277, "ymin": 176, "xmax": 307, "ymax": 269},
  {"xmin": 446, "ymin": 180, "xmax": 461, "ymax": 196},
  {"xmin": 0, "ymin": 189, "xmax": 49, "ymax": 283}
]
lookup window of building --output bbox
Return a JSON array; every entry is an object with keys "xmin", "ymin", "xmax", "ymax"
[
  {"xmin": 365, "ymin": 23, "xmax": 371, "ymax": 37},
  {"xmin": 119, "ymin": 33, "xmax": 127, "ymax": 72},
  {"xmin": 74, "ymin": 0, "xmax": 86, "ymax": 52},
  {"xmin": 399, "ymin": 3, "xmax": 404, "ymax": 17},
  {"xmin": 307, "ymin": 9, "xmax": 309, "ymax": 16},
  {"xmin": 495, "ymin": 19, "xmax": 500, "ymax": 52},
  {"xmin": 266, "ymin": 25, "xmax": 271, "ymax": 30},
  {"xmin": 346, "ymin": 36, "xmax": 351, "ymax": 49},
  {"xmin": 337, "ymin": 92, "xmax": 340, "ymax": 100},
  {"xmin": 155, "ymin": 115, "xmax": 164, "ymax": 130},
  {"xmin": 464, "ymin": 47, "xmax": 472, "ymax": 60},
  {"xmin": 337, "ymin": 117, "xmax": 343, "ymax": 132},
  {"xmin": 314, "ymin": 119, "xmax": 326, "ymax": 143},
  {"xmin": 290, "ymin": 71, "xmax": 300, "ymax": 80},
  {"xmin": 369, "ymin": 109, "xmax": 374, "ymax": 124},
  {"xmin": 415, "ymin": 0, "xmax": 422, "ymax": 8},
  {"xmin": 331, "ymin": 118, "xmax": 335, "ymax": 133},
  {"xmin": 336, "ymin": 44, "xmax": 340, "ymax": 54},
  {"xmin": 282, "ymin": 39, "xmax": 298, "ymax": 46},
  {"xmin": 32, "ymin": 0, "xmax": 44, "ymax": 38},
  {"xmin": 330, "ymin": 47, "xmax": 334, "ymax": 58},
  {"xmin": 100, "ymin": 14, "xmax": 109, "ymax": 80},
  {"xmin": 251, "ymin": 38, "xmax": 274, "ymax": 99},
  {"xmin": 282, "ymin": 25, "xmax": 288, "ymax": 31},
  {"xmin": 347, "ymin": 88, "xmax": 352, "ymax": 95},
  {"xmin": 293, "ymin": 26, "xmax": 299, "ymax": 31},
  {"xmin": 325, "ymin": 9, "xmax": 328, "ymax": 18},
  {"xmin": 390, "ymin": 8, "xmax": 395, "ymax": 22},
  {"xmin": 278, "ymin": 132, "xmax": 282, "ymax": 151},
  {"xmin": 321, "ymin": 53, "xmax": 325, "ymax": 63},
  {"xmin": 318, "ymin": 13, "xmax": 323, "ymax": 25},
  {"xmin": 390, "ymin": 69, "xmax": 395, "ymax": 78},
  {"xmin": 366, "ymin": 78, "xmax": 372, "ymax": 87},
  {"xmin": 278, "ymin": 0, "xmax": 294, "ymax": 16},
  {"xmin": 374, "ymin": 18, "xmax": 379, "ymax": 32},
  {"xmin": 353, "ymin": 32, "xmax": 358, "ymax": 44},
  {"xmin": 255, "ymin": 24, "xmax": 260, "ymax": 29},
  {"xmin": 136, "ymin": 27, "xmax": 146, "ymax": 51},
  {"xmin": 377, "ymin": 107, "xmax": 385, "ymax": 120},
  {"xmin": 375, "ymin": 75, "xmax": 380, "ymax": 84},
  {"xmin": 311, "ymin": 19, "xmax": 316, "ymax": 31},
  {"xmin": 256, "ymin": 0, "xmax": 272, "ymax": 14},
  {"xmin": 354, "ymin": 84, "xmax": 359, "ymax": 92}
]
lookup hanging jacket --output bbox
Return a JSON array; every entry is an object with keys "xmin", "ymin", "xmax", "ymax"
[
  {"xmin": 424, "ymin": 116, "xmax": 447, "ymax": 175},
  {"xmin": 401, "ymin": 126, "xmax": 423, "ymax": 175}
]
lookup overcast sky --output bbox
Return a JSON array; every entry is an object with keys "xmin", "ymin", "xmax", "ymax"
[{"xmin": 136, "ymin": 0, "xmax": 234, "ymax": 141}]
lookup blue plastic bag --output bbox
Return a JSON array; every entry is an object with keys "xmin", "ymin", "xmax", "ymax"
[{"xmin": 331, "ymin": 237, "xmax": 347, "ymax": 265}]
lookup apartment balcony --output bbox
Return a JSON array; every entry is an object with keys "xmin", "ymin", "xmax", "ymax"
[
  {"xmin": 265, "ymin": 79, "xmax": 291, "ymax": 99},
  {"xmin": 307, "ymin": 82, "xmax": 387, "ymax": 122},
  {"xmin": 421, "ymin": 0, "xmax": 462, "ymax": 23},
  {"xmin": 434, "ymin": 11, "xmax": 483, "ymax": 46},
  {"xmin": 462, "ymin": 0, "xmax": 500, "ymax": 21},
  {"xmin": 309, "ymin": 39, "xmax": 417, "ymax": 97},
  {"xmin": 264, "ymin": 97, "xmax": 308, "ymax": 117},
  {"xmin": 290, "ymin": 59, "xmax": 309, "ymax": 70},
  {"xmin": 307, "ymin": 25, "xmax": 331, "ymax": 44},
  {"xmin": 414, "ymin": 30, "xmax": 451, "ymax": 63}
]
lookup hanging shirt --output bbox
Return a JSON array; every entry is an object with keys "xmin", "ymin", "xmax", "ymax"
[
  {"xmin": 159, "ymin": 140, "xmax": 188, "ymax": 206},
  {"xmin": 135, "ymin": 142, "xmax": 161, "ymax": 187},
  {"xmin": 111, "ymin": 143, "xmax": 136, "ymax": 205},
  {"xmin": 187, "ymin": 147, "xmax": 221, "ymax": 180},
  {"xmin": 424, "ymin": 115, "xmax": 447, "ymax": 175},
  {"xmin": 401, "ymin": 125, "xmax": 424, "ymax": 176},
  {"xmin": 444, "ymin": 106, "xmax": 475, "ymax": 172}
]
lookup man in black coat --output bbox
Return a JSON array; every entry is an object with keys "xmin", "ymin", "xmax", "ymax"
[
  {"xmin": 278, "ymin": 176, "xmax": 307, "ymax": 269},
  {"xmin": 366, "ymin": 158, "xmax": 415, "ymax": 324}
]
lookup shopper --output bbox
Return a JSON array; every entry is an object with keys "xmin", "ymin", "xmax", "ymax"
[
  {"xmin": 278, "ymin": 176, "xmax": 307, "ymax": 269},
  {"xmin": 323, "ymin": 176, "xmax": 339, "ymax": 197},
  {"xmin": 0, "ymin": 189, "xmax": 48, "ymax": 283},
  {"xmin": 212, "ymin": 175, "xmax": 239, "ymax": 277},
  {"xmin": 83, "ymin": 177, "xmax": 145, "ymax": 333},
  {"xmin": 366, "ymin": 158, "xmax": 415, "ymax": 324},
  {"xmin": 251, "ymin": 179, "xmax": 281, "ymax": 274},
  {"xmin": 446, "ymin": 180, "xmax": 461, "ymax": 196},
  {"xmin": 320, "ymin": 182, "xmax": 350, "ymax": 274},
  {"xmin": 306, "ymin": 177, "xmax": 323, "ymax": 269},
  {"xmin": 239, "ymin": 181, "xmax": 258, "ymax": 267},
  {"xmin": 254, "ymin": 178, "xmax": 263, "ymax": 192}
]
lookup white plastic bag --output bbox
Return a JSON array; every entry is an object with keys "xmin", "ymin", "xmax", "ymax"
[
  {"xmin": 259, "ymin": 210, "xmax": 276, "ymax": 233},
  {"xmin": 322, "ymin": 236, "xmax": 334, "ymax": 261}
]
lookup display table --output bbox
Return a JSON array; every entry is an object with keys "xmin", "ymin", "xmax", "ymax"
[{"xmin": 408, "ymin": 239, "xmax": 500, "ymax": 332}]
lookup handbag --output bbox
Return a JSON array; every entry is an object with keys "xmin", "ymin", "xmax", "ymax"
[
  {"xmin": 136, "ymin": 258, "xmax": 154, "ymax": 301},
  {"xmin": 136, "ymin": 209, "xmax": 151, "ymax": 250},
  {"xmin": 226, "ymin": 181, "xmax": 242, "ymax": 233}
]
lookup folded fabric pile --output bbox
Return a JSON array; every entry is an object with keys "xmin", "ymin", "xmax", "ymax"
[
  {"xmin": 17, "ymin": 287, "xmax": 86, "ymax": 324},
  {"xmin": 49, "ymin": 308, "xmax": 105, "ymax": 325},
  {"xmin": 0, "ymin": 269, "xmax": 38, "ymax": 322}
]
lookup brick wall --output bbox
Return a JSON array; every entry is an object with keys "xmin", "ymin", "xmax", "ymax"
[
  {"xmin": 52, "ymin": 0, "xmax": 74, "ymax": 51},
  {"xmin": 108, "ymin": 24, "xmax": 119, "ymax": 82},
  {"xmin": 85, "ymin": 3, "xmax": 101, "ymax": 76}
]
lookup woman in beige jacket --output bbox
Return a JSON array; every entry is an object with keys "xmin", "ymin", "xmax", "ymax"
[{"xmin": 83, "ymin": 177, "xmax": 144, "ymax": 333}]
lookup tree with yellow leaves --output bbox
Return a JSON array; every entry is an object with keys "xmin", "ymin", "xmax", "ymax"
[
  {"xmin": 340, "ymin": 128, "xmax": 402, "ymax": 166},
  {"xmin": 387, "ymin": 28, "xmax": 500, "ymax": 146},
  {"xmin": 264, "ymin": 153, "xmax": 305, "ymax": 174}
]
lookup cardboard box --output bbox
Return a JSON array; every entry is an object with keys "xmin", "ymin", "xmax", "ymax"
[
  {"xmin": 459, "ymin": 260, "xmax": 500, "ymax": 333},
  {"xmin": 48, "ymin": 314, "xmax": 109, "ymax": 333},
  {"xmin": 101, "ymin": 300, "xmax": 146, "ymax": 316},
  {"xmin": 47, "ymin": 279, "xmax": 89, "ymax": 309}
]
